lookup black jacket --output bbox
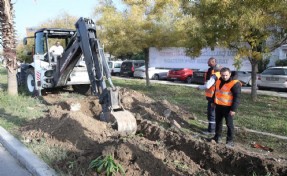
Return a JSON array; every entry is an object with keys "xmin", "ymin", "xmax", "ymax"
[
  {"xmin": 206, "ymin": 67, "xmax": 213, "ymax": 81},
  {"xmin": 212, "ymin": 77, "xmax": 241, "ymax": 112}
]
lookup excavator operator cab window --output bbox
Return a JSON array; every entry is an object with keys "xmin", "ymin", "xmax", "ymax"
[{"xmin": 34, "ymin": 32, "xmax": 46, "ymax": 55}]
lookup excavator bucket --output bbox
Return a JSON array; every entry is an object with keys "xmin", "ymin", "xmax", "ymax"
[
  {"xmin": 110, "ymin": 110, "xmax": 137, "ymax": 135},
  {"xmin": 98, "ymin": 87, "xmax": 137, "ymax": 135}
]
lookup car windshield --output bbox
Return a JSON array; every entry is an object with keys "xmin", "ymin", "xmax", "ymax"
[
  {"xmin": 122, "ymin": 62, "xmax": 132, "ymax": 68},
  {"xmin": 171, "ymin": 68, "xmax": 184, "ymax": 71},
  {"xmin": 114, "ymin": 63, "xmax": 122, "ymax": 68},
  {"xmin": 262, "ymin": 68, "xmax": 287, "ymax": 75},
  {"xmin": 108, "ymin": 62, "xmax": 113, "ymax": 68},
  {"xmin": 134, "ymin": 62, "xmax": 145, "ymax": 68}
]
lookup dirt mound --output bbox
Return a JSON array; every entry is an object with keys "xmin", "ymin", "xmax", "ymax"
[{"xmin": 20, "ymin": 88, "xmax": 287, "ymax": 176}]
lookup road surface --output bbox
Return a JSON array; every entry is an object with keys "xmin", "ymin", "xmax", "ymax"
[{"xmin": 0, "ymin": 143, "xmax": 32, "ymax": 176}]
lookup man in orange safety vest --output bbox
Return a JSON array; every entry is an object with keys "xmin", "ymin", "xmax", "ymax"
[
  {"xmin": 197, "ymin": 57, "xmax": 221, "ymax": 135},
  {"xmin": 211, "ymin": 67, "xmax": 241, "ymax": 147}
]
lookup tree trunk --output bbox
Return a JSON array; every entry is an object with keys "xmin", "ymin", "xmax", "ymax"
[
  {"xmin": 7, "ymin": 69, "xmax": 18, "ymax": 94},
  {"xmin": 250, "ymin": 60, "xmax": 258, "ymax": 101},
  {"xmin": 0, "ymin": 0, "xmax": 18, "ymax": 95},
  {"xmin": 144, "ymin": 48, "xmax": 150, "ymax": 86}
]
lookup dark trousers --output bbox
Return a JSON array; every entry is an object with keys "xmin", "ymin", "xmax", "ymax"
[
  {"xmin": 214, "ymin": 105, "xmax": 234, "ymax": 142},
  {"xmin": 206, "ymin": 97, "xmax": 215, "ymax": 132}
]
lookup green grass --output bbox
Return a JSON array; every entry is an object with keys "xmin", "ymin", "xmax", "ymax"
[
  {"xmin": 112, "ymin": 78, "xmax": 287, "ymax": 137},
  {"xmin": 0, "ymin": 92, "xmax": 45, "ymax": 129}
]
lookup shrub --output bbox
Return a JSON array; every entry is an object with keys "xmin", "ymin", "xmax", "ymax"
[
  {"xmin": 89, "ymin": 155, "xmax": 125, "ymax": 176},
  {"xmin": 258, "ymin": 58, "xmax": 270, "ymax": 73},
  {"xmin": 275, "ymin": 59, "xmax": 287, "ymax": 66}
]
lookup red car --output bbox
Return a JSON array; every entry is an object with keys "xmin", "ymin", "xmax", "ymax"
[{"xmin": 167, "ymin": 68, "xmax": 194, "ymax": 83}]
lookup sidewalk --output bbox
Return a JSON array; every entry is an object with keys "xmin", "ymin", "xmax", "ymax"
[{"xmin": 0, "ymin": 126, "xmax": 57, "ymax": 176}]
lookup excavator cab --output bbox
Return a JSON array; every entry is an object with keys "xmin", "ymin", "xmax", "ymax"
[{"xmin": 33, "ymin": 28, "xmax": 75, "ymax": 63}]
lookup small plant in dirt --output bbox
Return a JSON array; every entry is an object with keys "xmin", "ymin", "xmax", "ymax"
[
  {"xmin": 67, "ymin": 160, "xmax": 77, "ymax": 169},
  {"xmin": 252, "ymin": 172, "xmax": 272, "ymax": 176},
  {"xmin": 173, "ymin": 160, "xmax": 189, "ymax": 171},
  {"xmin": 89, "ymin": 155, "xmax": 125, "ymax": 176}
]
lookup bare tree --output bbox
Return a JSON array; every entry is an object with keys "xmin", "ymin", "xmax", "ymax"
[{"xmin": 0, "ymin": 0, "xmax": 18, "ymax": 95}]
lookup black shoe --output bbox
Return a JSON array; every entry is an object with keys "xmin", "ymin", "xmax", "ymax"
[{"xmin": 226, "ymin": 141, "xmax": 234, "ymax": 148}]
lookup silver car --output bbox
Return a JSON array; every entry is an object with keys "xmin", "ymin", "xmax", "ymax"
[
  {"xmin": 108, "ymin": 60, "xmax": 123, "ymax": 76},
  {"xmin": 236, "ymin": 71, "xmax": 252, "ymax": 86},
  {"xmin": 257, "ymin": 66, "xmax": 287, "ymax": 90},
  {"xmin": 133, "ymin": 66, "xmax": 169, "ymax": 80}
]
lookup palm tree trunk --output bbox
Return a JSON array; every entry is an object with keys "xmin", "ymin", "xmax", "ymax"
[{"xmin": 0, "ymin": 0, "xmax": 18, "ymax": 95}]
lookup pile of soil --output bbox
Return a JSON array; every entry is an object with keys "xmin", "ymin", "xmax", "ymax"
[{"xmin": 20, "ymin": 88, "xmax": 287, "ymax": 176}]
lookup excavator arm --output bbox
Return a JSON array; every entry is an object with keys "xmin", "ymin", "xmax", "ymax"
[{"xmin": 54, "ymin": 18, "xmax": 136, "ymax": 134}]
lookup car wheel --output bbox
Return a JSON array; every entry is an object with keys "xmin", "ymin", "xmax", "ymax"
[
  {"xmin": 152, "ymin": 74, "xmax": 160, "ymax": 80},
  {"xmin": 186, "ymin": 76, "xmax": 193, "ymax": 84},
  {"xmin": 25, "ymin": 68, "xmax": 36, "ymax": 96}
]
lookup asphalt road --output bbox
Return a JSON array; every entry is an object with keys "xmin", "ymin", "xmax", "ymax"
[
  {"xmin": 0, "ymin": 143, "xmax": 32, "ymax": 176},
  {"xmin": 156, "ymin": 80, "xmax": 287, "ymax": 98},
  {"xmin": 0, "ymin": 126, "xmax": 57, "ymax": 176}
]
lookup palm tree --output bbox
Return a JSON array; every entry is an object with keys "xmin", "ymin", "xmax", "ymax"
[{"xmin": 0, "ymin": 0, "xmax": 18, "ymax": 95}]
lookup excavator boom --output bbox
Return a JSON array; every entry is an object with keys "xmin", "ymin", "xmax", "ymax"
[{"xmin": 56, "ymin": 18, "xmax": 137, "ymax": 134}]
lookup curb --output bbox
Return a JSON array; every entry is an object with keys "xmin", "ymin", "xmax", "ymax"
[{"xmin": 0, "ymin": 126, "xmax": 57, "ymax": 176}]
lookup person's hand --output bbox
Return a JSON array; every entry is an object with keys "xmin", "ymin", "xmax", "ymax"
[
  {"xmin": 229, "ymin": 111, "xmax": 236, "ymax": 116},
  {"xmin": 211, "ymin": 103, "xmax": 215, "ymax": 108}
]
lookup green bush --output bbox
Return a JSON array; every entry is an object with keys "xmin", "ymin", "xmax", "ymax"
[
  {"xmin": 275, "ymin": 59, "xmax": 287, "ymax": 66},
  {"xmin": 258, "ymin": 58, "xmax": 270, "ymax": 73},
  {"xmin": 89, "ymin": 155, "xmax": 125, "ymax": 176}
]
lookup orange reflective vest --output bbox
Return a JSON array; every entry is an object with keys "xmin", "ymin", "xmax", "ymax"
[
  {"xmin": 214, "ymin": 80, "xmax": 239, "ymax": 106},
  {"xmin": 205, "ymin": 71, "xmax": 221, "ymax": 98},
  {"xmin": 204, "ymin": 69, "xmax": 215, "ymax": 82}
]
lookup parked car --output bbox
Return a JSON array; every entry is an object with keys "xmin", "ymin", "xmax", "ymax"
[
  {"xmin": 191, "ymin": 70, "xmax": 252, "ymax": 86},
  {"xmin": 120, "ymin": 60, "xmax": 145, "ymax": 77},
  {"xmin": 191, "ymin": 69, "xmax": 207, "ymax": 85},
  {"xmin": 133, "ymin": 66, "xmax": 169, "ymax": 80},
  {"xmin": 233, "ymin": 71, "xmax": 252, "ymax": 86},
  {"xmin": 257, "ymin": 66, "xmax": 287, "ymax": 90},
  {"xmin": 108, "ymin": 60, "xmax": 123, "ymax": 76},
  {"xmin": 167, "ymin": 68, "xmax": 194, "ymax": 83}
]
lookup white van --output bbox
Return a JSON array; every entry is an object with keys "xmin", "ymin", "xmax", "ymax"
[{"xmin": 108, "ymin": 60, "xmax": 123, "ymax": 76}]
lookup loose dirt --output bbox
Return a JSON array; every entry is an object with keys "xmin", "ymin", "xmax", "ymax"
[{"xmin": 20, "ymin": 88, "xmax": 287, "ymax": 176}]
